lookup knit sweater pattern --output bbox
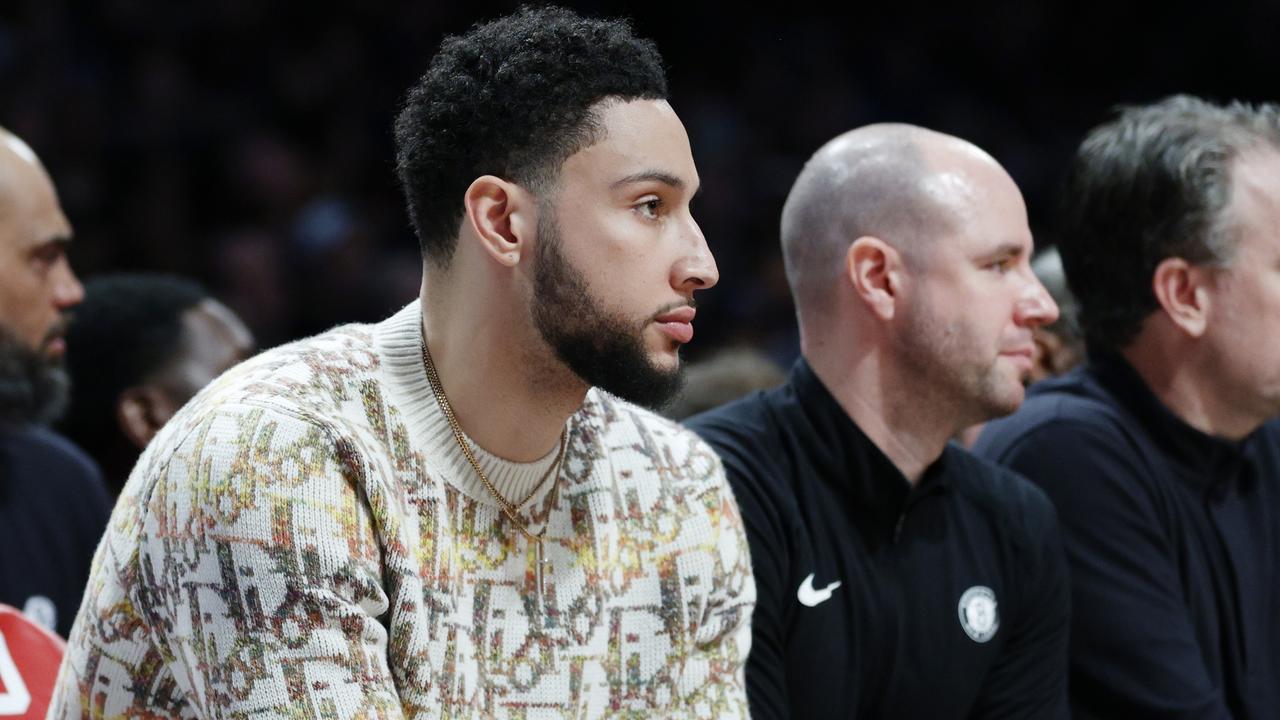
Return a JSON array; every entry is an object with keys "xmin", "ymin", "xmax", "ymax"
[{"xmin": 50, "ymin": 301, "xmax": 755, "ymax": 719}]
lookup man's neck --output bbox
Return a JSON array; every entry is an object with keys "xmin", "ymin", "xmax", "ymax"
[
  {"xmin": 1123, "ymin": 340, "xmax": 1260, "ymax": 441},
  {"xmin": 420, "ymin": 288, "xmax": 585, "ymax": 463},
  {"xmin": 807, "ymin": 351, "xmax": 954, "ymax": 485}
]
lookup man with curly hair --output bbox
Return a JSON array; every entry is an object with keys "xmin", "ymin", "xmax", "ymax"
[
  {"xmin": 52, "ymin": 7, "xmax": 753, "ymax": 718},
  {"xmin": 976, "ymin": 96, "xmax": 1280, "ymax": 717}
]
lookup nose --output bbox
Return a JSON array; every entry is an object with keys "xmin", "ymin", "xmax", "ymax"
[
  {"xmin": 1015, "ymin": 273, "xmax": 1059, "ymax": 328},
  {"xmin": 53, "ymin": 255, "xmax": 84, "ymax": 311},
  {"xmin": 670, "ymin": 215, "xmax": 719, "ymax": 293}
]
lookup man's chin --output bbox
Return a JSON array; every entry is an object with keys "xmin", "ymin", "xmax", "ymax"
[{"xmin": 984, "ymin": 383, "xmax": 1027, "ymax": 420}]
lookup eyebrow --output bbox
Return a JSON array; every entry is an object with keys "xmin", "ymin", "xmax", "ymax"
[
  {"xmin": 28, "ymin": 234, "xmax": 73, "ymax": 252},
  {"xmin": 611, "ymin": 170, "xmax": 702, "ymax": 197},
  {"xmin": 983, "ymin": 241, "xmax": 1026, "ymax": 259}
]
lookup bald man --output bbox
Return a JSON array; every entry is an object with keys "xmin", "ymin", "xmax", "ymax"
[
  {"xmin": 0, "ymin": 128, "xmax": 111, "ymax": 637},
  {"xmin": 687, "ymin": 125, "xmax": 1069, "ymax": 718}
]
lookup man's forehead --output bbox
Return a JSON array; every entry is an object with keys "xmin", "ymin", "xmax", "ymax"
[
  {"xmin": 1231, "ymin": 149, "xmax": 1280, "ymax": 209},
  {"xmin": 0, "ymin": 155, "xmax": 71, "ymax": 248},
  {"xmin": 564, "ymin": 98, "xmax": 697, "ymax": 188}
]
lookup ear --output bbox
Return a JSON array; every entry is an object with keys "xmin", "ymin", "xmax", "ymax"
[
  {"xmin": 461, "ymin": 175, "xmax": 538, "ymax": 267},
  {"xmin": 846, "ymin": 236, "xmax": 904, "ymax": 321},
  {"xmin": 1151, "ymin": 256, "xmax": 1211, "ymax": 338},
  {"xmin": 116, "ymin": 386, "xmax": 173, "ymax": 449}
]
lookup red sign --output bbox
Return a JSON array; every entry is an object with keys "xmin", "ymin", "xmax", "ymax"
[{"xmin": 0, "ymin": 605, "xmax": 66, "ymax": 719}]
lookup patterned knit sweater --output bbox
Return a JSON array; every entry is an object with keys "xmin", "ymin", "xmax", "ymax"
[{"xmin": 50, "ymin": 301, "xmax": 755, "ymax": 718}]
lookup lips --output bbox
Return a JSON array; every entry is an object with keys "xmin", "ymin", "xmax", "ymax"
[
  {"xmin": 44, "ymin": 335, "xmax": 67, "ymax": 357},
  {"xmin": 999, "ymin": 346, "xmax": 1035, "ymax": 370},
  {"xmin": 41, "ymin": 317, "xmax": 72, "ymax": 358},
  {"xmin": 654, "ymin": 306, "xmax": 696, "ymax": 344}
]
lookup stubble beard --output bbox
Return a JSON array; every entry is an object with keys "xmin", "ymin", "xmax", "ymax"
[
  {"xmin": 896, "ymin": 298, "xmax": 1023, "ymax": 428},
  {"xmin": 530, "ymin": 210, "xmax": 685, "ymax": 410}
]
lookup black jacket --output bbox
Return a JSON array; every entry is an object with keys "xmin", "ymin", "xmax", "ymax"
[
  {"xmin": 976, "ymin": 352, "xmax": 1280, "ymax": 720},
  {"xmin": 688, "ymin": 359, "xmax": 1070, "ymax": 719},
  {"xmin": 0, "ymin": 425, "xmax": 111, "ymax": 637}
]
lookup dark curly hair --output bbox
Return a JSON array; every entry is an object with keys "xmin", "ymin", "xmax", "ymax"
[
  {"xmin": 1058, "ymin": 95, "xmax": 1280, "ymax": 351},
  {"xmin": 394, "ymin": 6, "xmax": 668, "ymax": 267}
]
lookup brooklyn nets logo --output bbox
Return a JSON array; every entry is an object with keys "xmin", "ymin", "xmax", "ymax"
[{"xmin": 957, "ymin": 585, "xmax": 999, "ymax": 643}]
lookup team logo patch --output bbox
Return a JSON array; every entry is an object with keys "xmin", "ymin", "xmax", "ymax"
[{"xmin": 958, "ymin": 585, "xmax": 999, "ymax": 643}]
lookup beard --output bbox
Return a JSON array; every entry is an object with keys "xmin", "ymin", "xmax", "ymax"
[
  {"xmin": 0, "ymin": 322, "xmax": 70, "ymax": 427},
  {"xmin": 530, "ymin": 211, "xmax": 685, "ymax": 410},
  {"xmin": 895, "ymin": 294, "xmax": 1025, "ymax": 426}
]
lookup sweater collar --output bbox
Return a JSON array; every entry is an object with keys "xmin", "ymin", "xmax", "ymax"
[{"xmin": 372, "ymin": 300, "xmax": 570, "ymax": 511}]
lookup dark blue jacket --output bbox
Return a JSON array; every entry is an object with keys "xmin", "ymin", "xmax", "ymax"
[
  {"xmin": 976, "ymin": 352, "xmax": 1280, "ymax": 719},
  {"xmin": 0, "ymin": 425, "xmax": 111, "ymax": 637}
]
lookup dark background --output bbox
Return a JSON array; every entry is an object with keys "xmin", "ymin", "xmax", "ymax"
[{"xmin": 3, "ymin": 0, "xmax": 1277, "ymax": 365}]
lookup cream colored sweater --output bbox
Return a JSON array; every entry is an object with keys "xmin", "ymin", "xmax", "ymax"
[{"xmin": 50, "ymin": 301, "xmax": 755, "ymax": 718}]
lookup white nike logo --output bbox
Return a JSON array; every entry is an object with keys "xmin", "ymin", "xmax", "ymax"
[{"xmin": 797, "ymin": 572, "xmax": 842, "ymax": 607}]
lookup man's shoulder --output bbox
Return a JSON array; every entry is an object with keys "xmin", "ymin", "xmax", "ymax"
[
  {"xmin": 582, "ymin": 389, "xmax": 727, "ymax": 486},
  {"xmin": 976, "ymin": 370, "xmax": 1131, "ymax": 461},
  {"xmin": 0, "ymin": 425, "xmax": 106, "ymax": 498},
  {"xmin": 216, "ymin": 321, "xmax": 379, "ymax": 401},
  {"xmin": 682, "ymin": 388, "xmax": 783, "ymax": 465},
  {"xmin": 943, "ymin": 444, "xmax": 1058, "ymax": 529},
  {"xmin": 188, "ymin": 321, "xmax": 379, "ymax": 418},
  {"xmin": 0, "ymin": 425, "xmax": 97, "ymax": 472},
  {"xmin": 139, "ymin": 321, "xmax": 385, "ymax": 468},
  {"xmin": 586, "ymin": 388, "xmax": 714, "ymax": 452}
]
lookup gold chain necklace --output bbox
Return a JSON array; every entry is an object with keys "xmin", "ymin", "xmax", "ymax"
[{"xmin": 420, "ymin": 337, "xmax": 566, "ymax": 595}]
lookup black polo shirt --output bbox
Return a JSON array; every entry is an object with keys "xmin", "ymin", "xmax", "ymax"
[
  {"xmin": 975, "ymin": 352, "xmax": 1280, "ymax": 719},
  {"xmin": 687, "ymin": 359, "xmax": 1069, "ymax": 719}
]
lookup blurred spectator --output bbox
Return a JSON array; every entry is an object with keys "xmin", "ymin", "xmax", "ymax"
[
  {"xmin": 4, "ymin": 4, "xmax": 1277, "ymax": 365},
  {"xmin": 0, "ymin": 127, "xmax": 109, "ymax": 638},
  {"xmin": 664, "ymin": 347, "xmax": 786, "ymax": 420},
  {"xmin": 59, "ymin": 274, "xmax": 255, "ymax": 495},
  {"xmin": 1027, "ymin": 247, "xmax": 1083, "ymax": 382}
]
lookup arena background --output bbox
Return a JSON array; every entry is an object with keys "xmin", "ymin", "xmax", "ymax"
[{"xmin": 2, "ymin": 0, "xmax": 1276, "ymax": 366}]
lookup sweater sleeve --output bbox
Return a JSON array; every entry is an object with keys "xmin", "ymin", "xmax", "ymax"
[
  {"xmin": 671, "ymin": 443, "xmax": 757, "ymax": 719},
  {"xmin": 135, "ymin": 402, "xmax": 405, "ymax": 719},
  {"xmin": 686, "ymin": 417, "xmax": 792, "ymax": 720},
  {"xmin": 987, "ymin": 420, "xmax": 1233, "ymax": 720}
]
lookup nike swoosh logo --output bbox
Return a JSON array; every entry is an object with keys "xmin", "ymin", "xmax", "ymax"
[{"xmin": 797, "ymin": 572, "xmax": 842, "ymax": 607}]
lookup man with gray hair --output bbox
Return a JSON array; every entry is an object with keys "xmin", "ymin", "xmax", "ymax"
[
  {"xmin": 976, "ymin": 96, "xmax": 1280, "ymax": 717},
  {"xmin": 688, "ymin": 125, "xmax": 1067, "ymax": 718}
]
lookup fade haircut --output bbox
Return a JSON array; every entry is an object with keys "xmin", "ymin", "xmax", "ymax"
[
  {"xmin": 393, "ymin": 6, "xmax": 668, "ymax": 268},
  {"xmin": 1058, "ymin": 95, "xmax": 1280, "ymax": 351}
]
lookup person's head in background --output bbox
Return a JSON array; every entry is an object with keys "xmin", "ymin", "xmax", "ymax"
[
  {"xmin": 664, "ymin": 348, "xmax": 786, "ymax": 421},
  {"xmin": 60, "ymin": 274, "xmax": 255, "ymax": 494},
  {"xmin": 1060, "ymin": 95, "xmax": 1280, "ymax": 438},
  {"xmin": 0, "ymin": 127, "xmax": 82, "ymax": 428},
  {"xmin": 1028, "ymin": 247, "xmax": 1084, "ymax": 383}
]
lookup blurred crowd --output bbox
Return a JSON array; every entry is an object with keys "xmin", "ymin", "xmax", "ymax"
[{"xmin": 2, "ymin": 0, "xmax": 1277, "ymax": 361}]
